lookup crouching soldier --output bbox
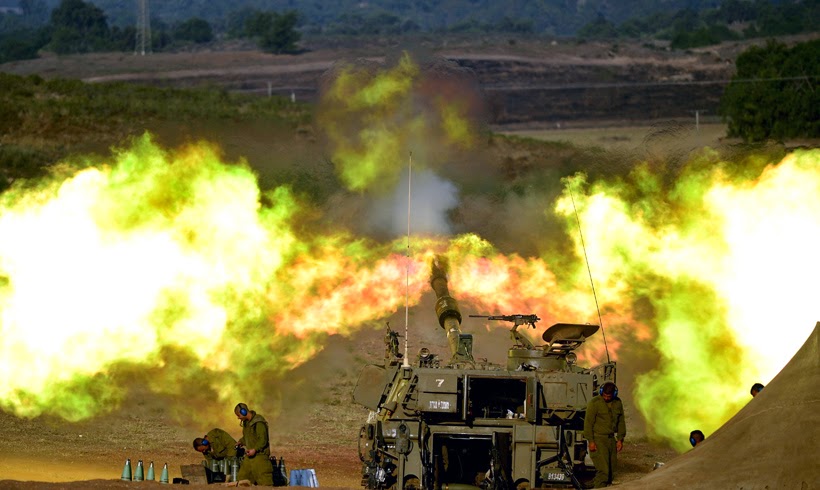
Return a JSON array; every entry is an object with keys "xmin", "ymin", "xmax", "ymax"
[{"xmin": 193, "ymin": 428, "xmax": 240, "ymax": 482}]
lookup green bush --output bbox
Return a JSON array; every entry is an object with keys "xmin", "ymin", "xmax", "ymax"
[
  {"xmin": 255, "ymin": 10, "xmax": 301, "ymax": 54},
  {"xmin": 0, "ymin": 144, "xmax": 55, "ymax": 193},
  {"xmin": 720, "ymin": 39, "xmax": 820, "ymax": 142},
  {"xmin": 48, "ymin": 0, "xmax": 110, "ymax": 54},
  {"xmin": 670, "ymin": 23, "xmax": 740, "ymax": 49},
  {"xmin": 173, "ymin": 17, "xmax": 213, "ymax": 43},
  {"xmin": 0, "ymin": 27, "xmax": 49, "ymax": 63}
]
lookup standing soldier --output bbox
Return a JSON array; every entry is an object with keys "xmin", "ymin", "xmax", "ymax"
[
  {"xmin": 235, "ymin": 402, "xmax": 274, "ymax": 486},
  {"xmin": 583, "ymin": 381, "xmax": 626, "ymax": 488}
]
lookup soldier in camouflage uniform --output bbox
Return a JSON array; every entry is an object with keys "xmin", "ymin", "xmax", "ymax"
[
  {"xmin": 583, "ymin": 382, "xmax": 626, "ymax": 488},
  {"xmin": 235, "ymin": 402, "xmax": 274, "ymax": 486}
]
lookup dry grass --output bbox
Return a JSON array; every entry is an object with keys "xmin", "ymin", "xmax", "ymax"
[{"xmin": 499, "ymin": 122, "xmax": 733, "ymax": 153}]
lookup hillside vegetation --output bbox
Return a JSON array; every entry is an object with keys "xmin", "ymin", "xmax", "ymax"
[
  {"xmin": 0, "ymin": 73, "xmax": 311, "ymax": 192},
  {"xmin": 0, "ymin": 0, "xmax": 748, "ymax": 35},
  {"xmin": 1, "ymin": 0, "xmax": 817, "ymax": 61}
]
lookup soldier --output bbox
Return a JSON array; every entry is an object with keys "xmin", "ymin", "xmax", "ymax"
[
  {"xmin": 193, "ymin": 428, "xmax": 238, "ymax": 461},
  {"xmin": 583, "ymin": 381, "xmax": 626, "ymax": 488},
  {"xmin": 750, "ymin": 382, "xmax": 764, "ymax": 397},
  {"xmin": 194, "ymin": 428, "xmax": 240, "ymax": 483},
  {"xmin": 235, "ymin": 402, "xmax": 274, "ymax": 486},
  {"xmin": 689, "ymin": 429, "xmax": 705, "ymax": 447}
]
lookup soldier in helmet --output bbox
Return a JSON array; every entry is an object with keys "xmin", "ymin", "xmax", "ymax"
[
  {"xmin": 750, "ymin": 382, "xmax": 764, "ymax": 397},
  {"xmin": 583, "ymin": 381, "xmax": 626, "ymax": 488},
  {"xmin": 234, "ymin": 402, "xmax": 274, "ymax": 486}
]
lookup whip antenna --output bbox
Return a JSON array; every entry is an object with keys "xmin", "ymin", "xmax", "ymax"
[
  {"xmin": 569, "ymin": 186, "xmax": 611, "ymax": 363},
  {"xmin": 403, "ymin": 152, "xmax": 412, "ymax": 368}
]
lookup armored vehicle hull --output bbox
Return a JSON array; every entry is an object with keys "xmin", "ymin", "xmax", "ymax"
[{"xmin": 354, "ymin": 256, "xmax": 615, "ymax": 490}]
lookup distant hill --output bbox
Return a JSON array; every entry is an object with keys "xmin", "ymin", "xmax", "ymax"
[{"xmin": 32, "ymin": 0, "xmax": 728, "ymax": 36}]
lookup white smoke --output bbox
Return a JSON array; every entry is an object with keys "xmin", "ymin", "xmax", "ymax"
[{"xmin": 368, "ymin": 167, "xmax": 459, "ymax": 237}]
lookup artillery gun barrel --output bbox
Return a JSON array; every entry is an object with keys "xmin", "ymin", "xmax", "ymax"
[{"xmin": 430, "ymin": 256, "xmax": 463, "ymax": 359}]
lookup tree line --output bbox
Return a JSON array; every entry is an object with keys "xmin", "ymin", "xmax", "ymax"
[
  {"xmin": 0, "ymin": 0, "xmax": 301, "ymax": 63},
  {"xmin": 577, "ymin": 0, "xmax": 818, "ymax": 49},
  {"xmin": 42, "ymin": 0, "xmax": 749, "ymax": 37},
  {"xmin": 2, "ymin": 0, "xmax": 817, "ymax": 61},
  {"xmin": 3, "ymin": 0, "xmax": 818, "ymax": 54}
]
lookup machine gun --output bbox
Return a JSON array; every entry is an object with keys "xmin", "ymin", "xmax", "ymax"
[
  {"xmin": 470, "ymin": 314, "xmax": 541, "ymax": 350},
  {"xmin": 383, "ymin": 322, "xmax": 402, "ymax": 361}
]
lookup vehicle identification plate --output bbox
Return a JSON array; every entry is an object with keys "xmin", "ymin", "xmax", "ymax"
[{"xmin": 545, "ymin": 470, "xmax": 567, "ymax": 482}]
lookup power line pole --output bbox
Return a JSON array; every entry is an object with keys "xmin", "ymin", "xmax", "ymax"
[
  {"xmin": 689, "ymin": 109, "xmax": 708, "ymax": 132},
  {"xmin": 135, "ymin": 0, "xmax": 151, "ymax": 56}
]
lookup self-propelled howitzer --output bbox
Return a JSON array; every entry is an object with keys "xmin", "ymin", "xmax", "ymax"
[{"xmin": 353, "ymin": 256, "xmax": 616, "ymax": 490}]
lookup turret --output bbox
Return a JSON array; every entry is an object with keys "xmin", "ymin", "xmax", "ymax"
[{"xmin": 430, "ymin": 256, "xmax": 473, "ymax": 363}]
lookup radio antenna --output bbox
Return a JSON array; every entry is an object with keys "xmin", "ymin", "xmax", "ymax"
[
  {"xmin": 402, "ymin": 152, "xmax": 412, "ymax": 368},
  {"xmin": 568, "ymin": 186, "xmax": 611, "ymax": 363}
]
